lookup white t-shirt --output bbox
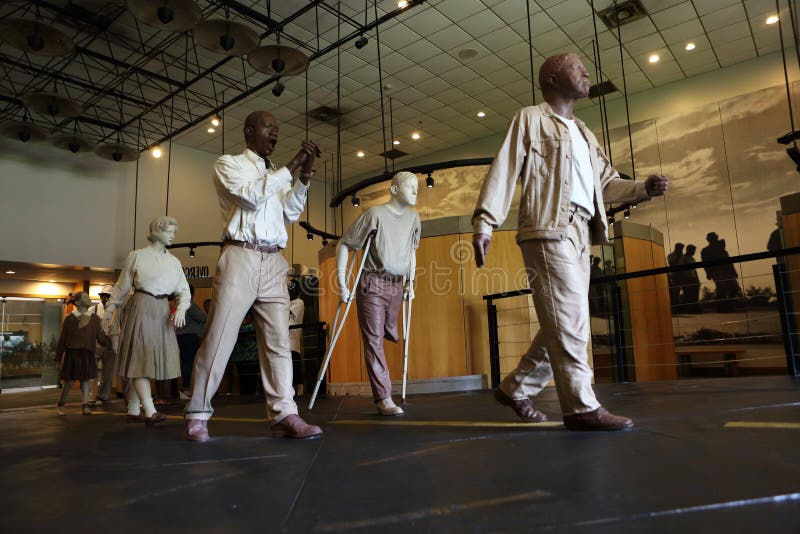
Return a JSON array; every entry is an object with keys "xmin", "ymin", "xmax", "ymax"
[{"xmin": 555, "ymin": 114, "xmax": 595, "ymax": 216}]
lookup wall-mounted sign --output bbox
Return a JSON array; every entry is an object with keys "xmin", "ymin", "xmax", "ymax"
[{"xmin": 183, "ymin": 266, "xmax": 211, "ymax": 279}]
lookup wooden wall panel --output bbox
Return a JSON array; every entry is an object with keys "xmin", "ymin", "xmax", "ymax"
[
  {"xmin": 319, "ymin": 252, "xmax": 364, "ymax": 383},
  {"xmin": 781, "ymin": 212, "xmax": 800, "ymax": 331},
  {"xmin": 461, "ymin": 231, "xmax": 530, "ymax": 380},
  {"xmin": 618, "ymin": 237, "xmax": 676, "ymax": 381}
]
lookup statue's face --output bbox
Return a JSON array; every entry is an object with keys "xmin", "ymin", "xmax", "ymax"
[
  {"xmin": 247, "ymin": 112, "xmax": 280, "ymax": 158},
  {"xmin": 552, "ymin": 54, "xmax": 590, "ymax": 100},
  {"xmin": 156, "ymin": 224, "xmax": 177, "ymax": 246},
  {"xmin": 393, "ymin": 179, "xmax": 418, "ymax": 207}
]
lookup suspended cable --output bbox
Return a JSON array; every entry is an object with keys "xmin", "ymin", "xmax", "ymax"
[
  {"xmin": 778, "ymin": 0, "xmax": 798, "ymax": 152},
  {"xmin": 525, "ymin": 0, "xmax": 536, "ymax": 105},
  {"xmin": 389, "ymin": 97, "xmax": 396, "ymax": 173},
  {"xmin": 134, "ymin": 119, "xmax": 141, "ymax": 249},
  {"xmin": 374, "ymin": 0, "xmax": 388, "ymax": 176},
  {"xmin": 165, "ymin": 93, "xmax": 174, "ymax": 216},
  {"xmin": 590, "ymin": 0, "xmax": 612, "ymax": 158},
  {"xmin": 337, "ymin": 1, "xmax": 344, "ymax": 233},
  {"xmin": 613, "ymin": 0, "xmax": 635, "ymax": 179}
]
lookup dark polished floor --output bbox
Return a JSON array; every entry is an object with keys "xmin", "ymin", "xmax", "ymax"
[{"xmin": 1, "ymin": 376, "xmax": 799, "ymax": 533}]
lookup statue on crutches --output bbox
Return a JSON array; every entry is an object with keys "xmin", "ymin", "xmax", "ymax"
[{"xmin": 309, "ymin": 171, "xmax": 420, "ymax": 414}]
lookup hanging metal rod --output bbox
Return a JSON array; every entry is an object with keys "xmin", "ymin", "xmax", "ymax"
[
  {"xmin": 146, "ymin": 0, "xmax": 426, "ymax": 149},
  {"xmin": 104, "ymin": 0, "xmax": 328, "ymax": 144},
  {"xmin": 330, "ymin": 157, "xmax": 491, "ymax": 207}
]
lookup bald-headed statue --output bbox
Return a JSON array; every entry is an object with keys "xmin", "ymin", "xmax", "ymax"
[{"xmin": 472, "ymin": 52, "xmax": 669, "ymax": 431}]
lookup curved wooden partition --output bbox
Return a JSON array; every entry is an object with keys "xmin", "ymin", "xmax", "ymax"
[{"xmin": 317, "ymin": 216, "xmax": 531, "ymax": 395}]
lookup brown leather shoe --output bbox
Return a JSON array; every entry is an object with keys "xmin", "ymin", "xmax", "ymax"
[
  {"xmin": 563, "ymin": 407, "xmax": 634, "ymax": 431},
  {"xmin": 185, "ymin": 419, "xmax": 209, "ymax": 442},
  {"xmin": 494, "ymin": 388, "xmax": 548, "ymax": 422},
  {"xmin": 145, "ymin": 412, "xmax": 168, "ymax": 425},
  {"xmin": 270, "ymin": 414, "xmax": 323, "ymax": 439}
]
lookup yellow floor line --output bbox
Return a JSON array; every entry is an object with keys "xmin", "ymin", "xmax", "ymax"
[
  {"xmin": 725, "ymin": 421, "xmax": 800, "ymax": 430},
  {"xmin": 331, "ymin": 419, "xmax": 563, "ymax": 428},
  {"xmin": 101, "ymin": 412, "xmax": 267, "ymax": 423}
]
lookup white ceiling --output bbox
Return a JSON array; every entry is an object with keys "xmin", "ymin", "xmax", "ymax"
[
  {"xmin": 0, "ymin": 0, "xmax": 791, "ymax": 183},
  {"xmin": 174, "ymin": 0, "xmax": 789, "ymax": 183}
]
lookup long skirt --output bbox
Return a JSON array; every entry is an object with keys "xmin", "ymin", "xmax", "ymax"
[
  {"xmin": 117, "ymin": 292, "xmax": 180, "ymax": 380},
  {"xmin": 60, "ymin": 348, "xmax": 97, "ymax": 381}
]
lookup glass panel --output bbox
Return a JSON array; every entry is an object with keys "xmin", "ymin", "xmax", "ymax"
[
  {"xmin": 0, "ymin": 297, "xmax": 62, "ymax": 391},
  {"xmin": 40, "ymin": 299, "xmax": 63, "ymax": 388}
]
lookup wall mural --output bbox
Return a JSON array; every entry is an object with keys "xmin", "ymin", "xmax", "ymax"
[{"xmin": 354, "ymin": 82, "xmax": 799, "ymax": 373}]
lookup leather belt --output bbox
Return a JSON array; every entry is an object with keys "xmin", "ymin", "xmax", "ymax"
[
  {"xmin": 365, "ymin": 271, "xmax": 404, "ymax": 282},
  {"xmin": 568, "ymin": 203, "xmax": 593, "ymax": 223},
  {"xmin": 135, "ymin": 288, "xmax": 169, "ymax": 299},
  {"xmin": 225, "ymin": 239, "xmax": 281, "ymax": 253}
]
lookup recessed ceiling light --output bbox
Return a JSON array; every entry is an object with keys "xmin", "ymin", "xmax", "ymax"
[
  {"xmin": 411, "ymin": 132, "xmax": 421, "ymax": 140},
  {"xmin": 356, "ymin": 150, "xmax": 365, "ymax": 158},
  {"xmin": 458, "ymin": 48, "xmax": 479, "ymax": 60},
  {"xmin": 766, "ymin": 15, "xmax": 779, "ymax": 25},
  {"xmin": 151, "ymin": 145, "xmax": 162, "ymax": 158},
  {"xmin": 648, "ymin": 54, "xmax": 660, "ymax": 63},
  {"xmin": 397, "ymin": 0, "xmax": 409, "ymax": 8},
  {"xmin": 5, "ymin": 271, "xmax": 15, "ymax": 274},
  {"xmin": 207, "ymin": 127, "xmax": 215, "ymax": 133},
  {"xmin": 393, "ymin": 139, "xmax": 400, "ymax": 146},
  {"xmin": 477, "ymin": 111, "xmax": 486, "ymax": 118},
  {"xmin": 685, "ymin": 42, "xmax": 695, "ymax": 51}
]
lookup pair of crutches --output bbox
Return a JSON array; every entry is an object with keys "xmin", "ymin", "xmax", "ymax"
[{"xmin": 308, "ymin": 233, "xmax": 414, "ymax": 410}]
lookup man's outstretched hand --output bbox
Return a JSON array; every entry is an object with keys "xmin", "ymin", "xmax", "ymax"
[
  {"xmin": 473, "ymin": 233, "xmax": 492, "ymax": 268},
  {"xmin": 645, "ymin": 175, "xmax": 669, "ymax": 197}
]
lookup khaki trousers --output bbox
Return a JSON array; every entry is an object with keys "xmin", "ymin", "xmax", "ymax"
[
  {"xmin": 500, "ymin": 216, "xmax": 601, "ymax": 415},
  {"xmin": 185, "ymin": 245, "xmax": 297, "ymax": 423},
  {"xmin": 356, "ymin": 273, "xmax": 404, "ymax": 402}
]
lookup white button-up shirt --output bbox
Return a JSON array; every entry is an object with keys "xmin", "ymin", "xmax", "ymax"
[
  {"xmin": 109, "ymin": 246, "xmax": 191, "ymax": 313},
  {"xmin": 213, "ymin": 148, "xmax": 309, "ymax": 247}
]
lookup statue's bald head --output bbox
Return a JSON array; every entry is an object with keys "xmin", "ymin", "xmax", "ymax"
[
  {"xmin": 244, "ymin": 111, "xmax": 280, "ymax": 158},
  {"xmin": 538, "ymin": 53, "xmax": 578, "ymax": 93},
  {"xmin": 244, "ymin": 111, "xmax": 278, "ymax": 142}
]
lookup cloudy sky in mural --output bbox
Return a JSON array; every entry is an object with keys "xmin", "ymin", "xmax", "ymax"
[{"xmin": 357, "ymin": 82, "xmax": 799, "ymax": 290}]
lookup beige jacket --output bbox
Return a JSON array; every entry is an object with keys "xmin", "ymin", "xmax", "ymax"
[{"xmin": 472, "ymin": 102, "xmax": 650, "ymax": 245}]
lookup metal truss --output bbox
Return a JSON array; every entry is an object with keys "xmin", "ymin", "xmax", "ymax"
[{"xmin": 0, "ymin": 0, "xmax": 425, "ymax": 153}]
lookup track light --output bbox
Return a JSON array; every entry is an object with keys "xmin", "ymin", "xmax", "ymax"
[
  {"xmin": 322, "ymin": 239, "xmax": 329, "ymax": 246},
  {"xmin": 355, "ymin": 34, "xmax": 368, "ymax": 49},
  {"xmin": 220, "ymin": 33, "xmax": 235, "ymax": 51},
  {"xmin": 211, "ymin": 116, "xmax": 221, "ymax": 127},
  {"xmin": 608, "ymin": 216, "xmax": 615, "ymax": 225},
  {"xmin": 426, "ymin": 172, "xmax": 434, "ymax": 188},
  {"xmin": 351, "ymin": 196, "xmax": 360, "ymax": 207},
  {"xmin": 156, "ymin": 3, "xmax": 174, "ymax": 24},
  {"xmin": 112, "ymin": 150, "xmax": 123, "ymax": 162},
  {"xmin": 306, "ymin": 232, "xmax": 313, "ymax": 240},
  {"xmin": 272, "ymin": 80, "xmax": 285, "ymax": 97},
  {"xmin": 624, "ymin": 209, "xmax": 631, "ymax": 219},
  {"xmin": 18, "ymin": 129, "xmax": 31, "ymax": 142},
  {"xmin": 151, "ymin": 145, "xmax": 162, "ymax": 158},
  {"xmin": 27, "ymin": 33, "xmax": 44, "ymax": 52},
  {"xmin": 631, "ymin": 203, "xmax": 637, "ymax": 209},
  {"xmin": 68, "ymin": 140, "xmax": 81, "ymax": 153},
  {"xmin": 272, "ymin": 57, "xmax": 285, "ymax": 73},
  {"xmin": 189, "ymin": 247, "xmax": 195, "ymax": 258}
]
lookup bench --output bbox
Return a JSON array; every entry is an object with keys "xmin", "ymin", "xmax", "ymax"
[{"xmin": 675, "ymin": 345, "xmax": 746, "ymax": 378}]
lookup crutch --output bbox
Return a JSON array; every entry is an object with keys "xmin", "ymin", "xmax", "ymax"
[
  {"xmin": 400, "ymin": 257, "xmax": 415, "ymax": 402},
  {"xmin": 308, "ymin": 233, "xmax": 374, "ymax": 410},
  {"xmin": 400, "ymin": 290, "xmax": 413, "ymax": 402}
]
